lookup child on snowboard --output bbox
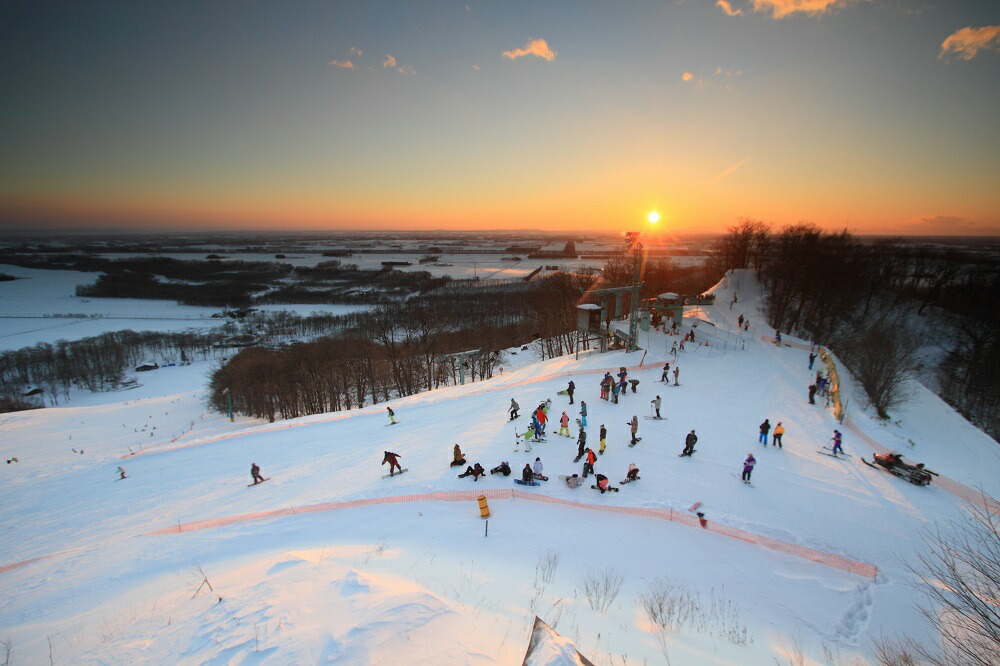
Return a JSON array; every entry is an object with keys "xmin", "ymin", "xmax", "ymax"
[
  {"xmin": 382, "ymin": 451, "xmax": 403, "ymax": 475},
  {"xmin": 509, "ymin": 399, "xmax": 519, "ymax": 420},
  {"xmin": 533, "ymin": 457, "xmax": 544, "ymax": 480},
  {"xmin": 250, "ymin": 462, "xmax": 264, "ymax": 485},
  {"xmin": 681, "ymin": 430, "xmax": 697, "ymax": 456},
  {"xmin": 559, "ymin": 411, "xmax": 571, "ymax": 437}
]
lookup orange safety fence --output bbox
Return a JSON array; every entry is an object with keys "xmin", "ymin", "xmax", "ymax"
[
  {"xmin": 119, "ymin": 362, "xmax": 651, "ymax": 460},
  {"xmin": 145, "ymin": 489, "xmax": 879, "ymax": 580}
]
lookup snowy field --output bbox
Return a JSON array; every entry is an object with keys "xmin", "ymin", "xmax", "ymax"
[{"xmin": 0, "ymin": 271, "xmax": 997, "ymax": 664}]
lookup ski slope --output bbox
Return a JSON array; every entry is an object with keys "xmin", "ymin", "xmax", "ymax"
[{"xmin": 1, "ymin": 270, "xmax": 997, "ymax": 664}]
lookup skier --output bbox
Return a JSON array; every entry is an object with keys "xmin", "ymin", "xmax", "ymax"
[
  {"xmin": 670, "ymin": 341, "xmax": 678, "ymax": 356},
  {"xmin": 651, "ymin": 395, "xmax": 662, "ymax": 419},
  {"xmin": 387, "ymin": 406, "xmax": 397, "ymax": 425},
  {"xmin": 742, "ymin": 453, "xmax": 756, "ymax": 483},
  {"xmin": 565, "ymin": 473, "xmax": 583, "ymax": 488},
  {"xmin": 509, "ymin": 398, "xmax": 519, "ymax": 420},
  {"xmin": 451, "ymin": 444, "xmax": 467, "ymax": 467},
  {"xmin": 566, "ymin": 380, "xmax": 575, "ymax": 404},
  {"xmin": 576, "ymin": 429, "xmax": 588, "ymax": 459},
  {"xmin": 738, "ymin": 314, "xmax": 744, "ymax": 328},
  {"xmin": 759, "ymin": 419, "xmax": 771, "ymax": 445},
  {"xmin": 808, "ymin": 352, "xmax": 817, "ymax": 370},
  {"xmin": 682, "ymin": 429, "xmax": 697, "ymax": 456},
  {"xmin": 808, "ymin": 384, "xmax": 817, "ymax": 405},
  {"xmin": 459, "ymin": 463, "xmax": 486, "ymax": 481},
  {"xmin": 116, "ymin": 465, "xmax": 127, "ymax": 480},
  {"xmin": 579, "ymin": 400, "xmax": 588, "ymax": 427},
  {"xmin": 490, "ymin": 461, "xmax": 512, "ymax": 476},
  {"xmin": 831, "ymin": 430, "xmax": 843, "ymax": 456},
  {"xmin": 660, "ymin": 362, "xmax": 670, "ymax": 382},
  {"xmin": 599, "ymin": 424, "xmax": 607, "ymax": 455},
  {"xmin": 559, "ymin": 411, "xmax": 571, "ymax": 437},
  {"xmin": 250, "ymin": 462, "xmax": 264, "ymax": 484},
  {"xmin": 533, "ymin": 457, "xmax": 544, "ymax": 479},
  {"xmin": 773, "ymin": 422, "xmax": 785, "ymax": 448},
  {"xmin": 382, "ymin": 451, "xmax": 403, "ymax": 475},
  {"xmin": 594, "ymin": 473, "xmax": 610, "ymax": 494},
  {"xmin": 583, "ymin": 448, "xmax": 597, "ymax": 477},
  {"xmin": 673, "ymin": 367, "xmax": 680, "ymax": 386},
  {"xmin": 522, "ymin": 463, "xmax": 534, "ymax": 484},
  {"xmin": 628, "ymin": 415, "xmax": 640, "ymax": 446},
  {"xmin": 626, "ymin": 463, "xmax": 640, "ymax": 481}
]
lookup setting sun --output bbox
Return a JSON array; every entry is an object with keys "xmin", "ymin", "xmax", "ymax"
[{"xmin": 647, "ymin": 211, "xmax": 660, "ymax": 225}]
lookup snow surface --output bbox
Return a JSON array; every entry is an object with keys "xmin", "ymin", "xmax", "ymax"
[{"xmin": 0, "ymin": 269, "xmax": 997, "ymax": 664}]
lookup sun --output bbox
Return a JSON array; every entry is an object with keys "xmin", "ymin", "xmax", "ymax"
[{"xmin": 647, "ymin": 211, "xmax": 660, "ymax": 225}]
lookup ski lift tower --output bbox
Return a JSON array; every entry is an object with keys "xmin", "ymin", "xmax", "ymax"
[{"xmin": 624, "ymin": 232, "xmax": 644, "ymax": 352}]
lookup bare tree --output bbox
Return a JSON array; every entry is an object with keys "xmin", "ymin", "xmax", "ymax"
[{"xmin": 840, "ymin": 319, "xmax": 920, "ymax": 419}]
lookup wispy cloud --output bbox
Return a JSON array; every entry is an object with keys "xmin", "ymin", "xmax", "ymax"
[
  {"xmin": 902, "ymin": 214, "xmax": 999, "ymax": 235},
  {"xmin": 327, "ymin": 59, "xmax": 354, "ymax": 69},
  {"xmin": 397, "ymin": 64, "xmax": 416, "ymax": 75},
  {"xmin": 502, "ymin": 38, "xmax": 557, "ymax": 61},
  {"xmin": 751, "ymin": 0, "xmax": 853, "ymax": 19},
  {"xmin": 939, "ymin": 25, "xmax": 1000, "ymax": 61},
  {"xmin": 383, "ymin": 54, "xmax": 397, "ymax": 69},
  {"xmin": 350, "ymin": 46, "xmax": 363, "ymax": 57},
  {"xmin": 682, "ymin": 71, "xmax": 694, "ymax": 82},
  {"xmin": 712, "ymin": 156, "xmax": 751, "ymax": 182},
  {"xmin": 716, "ymin": 0, "xmax": 744, "ymax": 16}
]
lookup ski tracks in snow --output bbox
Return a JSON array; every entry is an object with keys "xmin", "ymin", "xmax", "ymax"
[{"xmin": 831, "ymin": 581, "xmax": 875, "ymax": 645}]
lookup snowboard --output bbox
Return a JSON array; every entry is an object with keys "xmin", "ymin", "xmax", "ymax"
[
  {"xmin": 687, "ymin": 501, "xmax": 703, "ymax": 512},
  {"xmin": 514, "ymin": 479, "xmax": 540, "ymax": 486},
  {"xmin": 618, "ymin": 476, "xmax": 640, "ymax": 485},
  {"xmin": 678, "ymin": 450, "xmax": 696, "ymax": 457},
  {"xmin": 592, "ymin": 485, "xmax": 620, "ymax": 492},
  {"xmin": 573, "ymin": 453, "xmax": 585, "ymax": 463},
  {"xmin": 731, "ymin": 473, "xmax": 754, "ymax": 487},
  {"xmin": 381, "ymin": 468, "xmax": 408, "ymax": 479},
  {"xmin": 533, "ymin": 474, "xmax": 549, "ymax": 481},
  {"xmin": 508, "ymin": 415, "xmax": 520, "ymax": 421},
  {"xmin": 643, "ymin": 416, "xmax": 665, "ymax": 420},
  {"xmin": 627, "ymin": 437, "xmax": 642, "ymax": 448},
  {"xmin": 247, "ymin": 478, "xmax": 270, "ymax": 487}
]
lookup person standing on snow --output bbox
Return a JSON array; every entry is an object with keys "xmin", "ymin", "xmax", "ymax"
[
  {"xmin": 773, "ymin": 422, "xmax": 785, "ymax": 448},
  {"xmin": 808, "ymin": 352, "xmax": 817, "ymax": 370},
  {"xmin": 682, "ymin": 430, "xmax": 698, "ymax": 456},
  {"xmin": 583, "ymin": 448, "xmax": 597, "ymax": 478},
  {"xmin": 559, "ymin": 411, "xmax": 571, "ymax": 437},
  {"xmin": 661, "ymin": 362, "xmax": 670, "ymax": 382},
  {"xmin": 576, "ymin": 429, "xmax": 588, "ymax": 459},
  {"xmin": 509, "ymin": 399, "xmax": 519, "ymax": 420},
  {"xmin": 673, "ymin": 367, "xmax": 680, "ymax": 386},
  {"xmin": 628, "ymin": 415, "xmax": 640, "ymax": 446},
  {"xmin": 250, "ymin": 463, "xmax": 264, "ymax": 484},
  {"xmin": 831, "ymin": 430, "xmax": 844, "ymax": 456},
  {"xmin": 759, "ymin": 419, "xmax": 771, "ymax": 445},
  {"xmin": 579, "ymin": 400, "xmax": 588, "ymax": 427},
  {"xmin": 651, "ymin": 395, "xmax": 662, "ymax": 419},
  {"xmin": 382, "ymin": 451, "xmax": 402, "ymax": 475},
  {"xmin": 535, "ymin": 406, "xmax": 548, "ymax": 435},
  {"xmin": 387, "ymin": 406, "xmax": 397, "ymax": 425},
  {"xmin": 566, "ymin": 380, "xmax": 575, "ymax": 404},
  {"xmin": 599, "ymin": 424, "xmax": 607, "ymax": 454},
  {"xmin": 742, "ymin": 453, "xmax": 756, "ymax": 482},
  {"xmin": 611, "ymin": 380, "xmax": 620, "ymax": 404},
  {"xmin": 808, "ymin": 383, "xmax": 817, "ymax": 404}
]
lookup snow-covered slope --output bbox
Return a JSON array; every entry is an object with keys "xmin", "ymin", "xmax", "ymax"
[{"xmin": 1, "ymin": 269, "xmax": 997, "ymax": 664}]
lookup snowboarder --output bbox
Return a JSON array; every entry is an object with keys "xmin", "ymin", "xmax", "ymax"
[
  {"xmin": 625, "ymin": 463, "xmax": 640, "ymax": 481},
  {"xmin": 451, "ymin": 444, "xmax": 467, "ymax": 467},
  {"xmin": 116, "ymin": 465, "xmax": 127, "ymax": 480},
  {"xmin": 628, "ymin": 415, "xmax": 639, "ymax": 446},
  {"xmin": 629, "ymin": 378, "xmax": 640, "ymax": 393},
  {"xmin": 250, "ymin": 462, "xmax": 264, "ymax": 485},
  {"xmin": 759, "ymin": 419, "xmax": 771, "ymax": 445},
  {"xmin": 742, "ymin": 453, "xmax": 756, "ymax": 482},
  {"xmin": 509, "ymin": 399, "xmax": 520, "ymax": 420},
  {"xmin": 599, "ymin": 424, "xmax": 607, "ymax": 454},
  {"xmin": 565, "ymin": 473, "xmax": 583, "ymax": 488},
  {"xmin": 387, "ymin": 406, "xmax": 397, "ymax": 425},
  {"xmin": 382, "ymin": 451, "xmax": 403, "ymax": 475},
  {"xmin": 651, "ymin": 395, "xmax": 662, "ymax": 419},
  {"xmin": 808, "ymin": 384, "xmax": 817, "ymax": 405},
  {"xmin": 808, "ymin": 352, "xmax": 817, "ymax": 369},
  {"xmin": 583, "ymin": 448, "xmax": 597, "ymax": 477},
  {"xmin": 611, "ymin": 380, "xmax": 620, "ymax": 403},
  {"xmin": 594, "ymin": 473, "xmax": 610, "ymax": 493},
  {"xmin": 618, "ymin": 377, "xmax": 628, "ymax": 396},
  {"xmin": 660, "ymin": 362, "xmax": 670, "ymax": 382},
  {"xmin": 579, "ymin": 400, "xmax": 588, "ymax": 427},
  {"xmin": 773, "ymin": 422, "xmax": 785, "ymax": 448},
  {"xmin": 566, "ymin": 380, "xmax": 575, "ymax": 404},
  {"xmin": 673, "ymin": 367, "xmax": 680, "ymax": 386},
  {"xmin": 682, "ymin": 429, "xmax": 697, "ymax": 456},
  {"xmin": 576, "ymin": 429, "xmax": 588, "ymax": 459},
  {"xmin": 459, "ymin": 463, "xmax": 486, "ymax": 481},
  {"xmin": 559, "ymin": 411, "xmax": 571, "ymax": 437},
  {"xmin": 533, "ymin": 457, "xmax": 544, "ymax": 479},
  {"xmin": 831, "ymin": 430, "xmax": 843, "ymax": 456},
  {"xmin": 522, "ymin": 463, "xmax": 534, "ymax": 484},
  {"xmin": 491, "ymin": 461, "xmax": 512, "ymax": 476}
]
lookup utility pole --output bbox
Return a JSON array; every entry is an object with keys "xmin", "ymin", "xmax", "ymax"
[{"xmin": 626, "ymin": 232, "xmax": 643, "ymax": 352}]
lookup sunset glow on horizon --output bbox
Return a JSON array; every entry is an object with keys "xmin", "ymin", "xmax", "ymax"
[{"xmin": 0, "ymin": 1, "xmax": 997, "ymax": 235}]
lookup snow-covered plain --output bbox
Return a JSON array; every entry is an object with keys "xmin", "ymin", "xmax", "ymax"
[{"xmin": 0, "ymin": 270, "xmax": 997, "ymax": 664}]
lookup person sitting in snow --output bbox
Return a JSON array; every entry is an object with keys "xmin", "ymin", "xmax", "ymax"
[
  {"xmin": 626, "ymin": 463, "xmax": 640, "ymax": 481},
  {"xmin": 565, "ymin": 473, "xmax": 583, "ymax": 488},
  {"xmin": 491, "ymin": 461, "xmax": 511, "ymax": 476},
  {"xmin": 451, "ymin": 443, "xmax": 467, "ymax": 467},
  {"xmin": 533, "ymin": 457, "xmax": 544, "ymax": 480},
  {"xmin": 458, "ymin": 463, "xmax": 486, "ymax": 481},
  {"xmin": 594, "ymin": 473, "xmax": 610, "ymax": 493},
  {"xmin": 522, "ymin": 463, "xmax": 535, "ymax": 484}
]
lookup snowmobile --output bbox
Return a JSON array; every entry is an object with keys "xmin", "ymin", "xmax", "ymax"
[{"xmin": 863, "ymin": 452, "xmax": 935, "ymax": 486}]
